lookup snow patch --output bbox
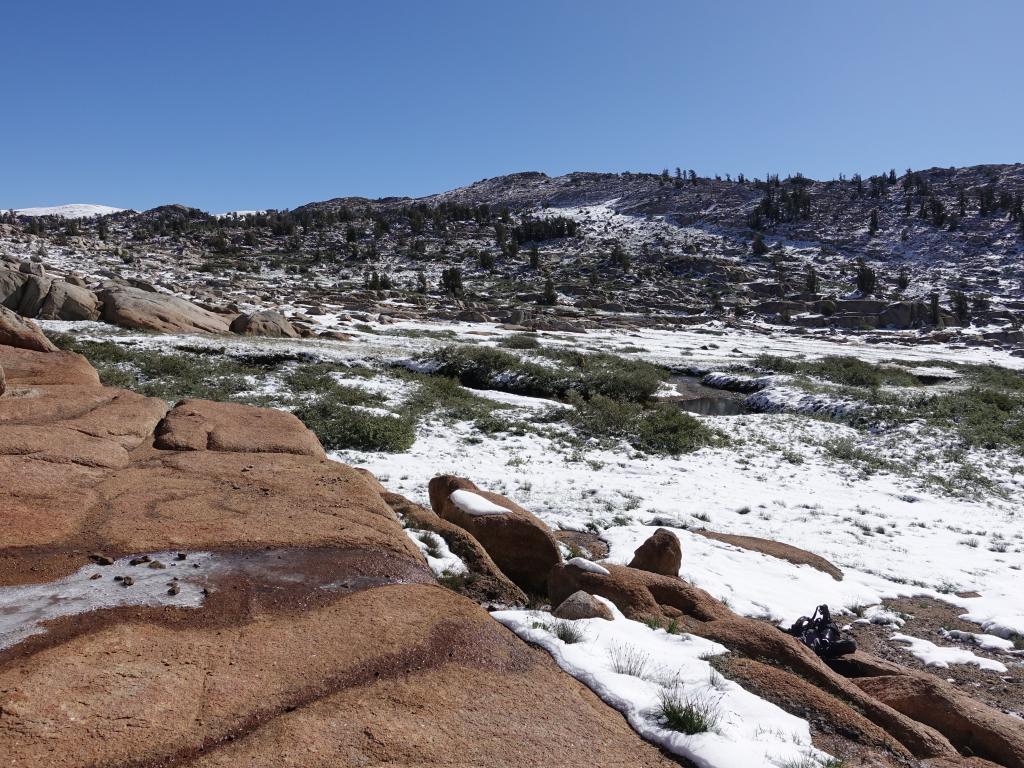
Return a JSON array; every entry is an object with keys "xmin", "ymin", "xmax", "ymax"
[
  {"xmin": 890, "ymin": 633, "xmax": 1008, "ymax": 672},
  {"xmin": 450, "ymin": 489, "xmax": 510, "ymax": 516},
  {"xmin": 567, "ymin": 557, "xmax": 610, "ymax": 575}
]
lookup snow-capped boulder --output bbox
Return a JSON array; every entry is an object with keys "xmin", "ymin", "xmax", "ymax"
[
  {"xmin": 627, "ymin": 527, "xmax": 681, "ymax": 576},
  {"xmin": 552, "ymin": 590, "xmax": 613, "ymax": 621},
  {"xmin": 428, "ymin": 475, "xmax": 560, "ymax": 594},
  {"xmin": 229, "ymin": 309, "xmax": 299, "ymax": 338}
]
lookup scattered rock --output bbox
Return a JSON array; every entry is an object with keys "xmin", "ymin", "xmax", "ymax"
[
  {"xmin": 88, "ymin": 553, "xmax": 114, "ymax": 566},
  {"xmin": 627, "ymin": 528, "xmax": 682, "ymax": 576}
]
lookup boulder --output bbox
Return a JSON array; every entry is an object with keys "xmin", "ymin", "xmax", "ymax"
[
  {"xmin": 552, "ymin": 590, "xmax": 613, "ymax": 621},
  {"xmin": 0, "ymin": 306, "xmax": 57, "ymax": 352},
  {"xmin": 547, "ymin": 560, "xmax": 731, "ymax": 623},
  {"xmin": 879, "ymin": 301, "xmax": 927, "ymax": 329},
  {"xmin": 38, "ymin": 280, "xmax": 101, "ymax": 321},
  {"xmin": 627, "ymin": 527, "xmax": 681, "ymax": 576},
  {"xmin": 456, "ymin": 309, "xmax": 489, "ymax": 323},
  {"xmin": 0, "ymin": 267, "xmax": 29, "ymax": 310},
  {"xmin": 97, "ymin": 285, "xmax": 232, "ymax": 333},
  {"xmin": 154, "ymin": 399, "xmax": 324, "ymax": 458},
  {"xmin": 229, "ymin": 309, "xmax": 299, "ymax": 338},
  {"xmin": 17, "ymin": 274, "xmax": 52, "ymax": 317},
  {"xmin": 19, "ymin": 261, "xmax": 45, "ymax": 277},
  {"xmin": 856, "ymin": 674, "xmax": 1024, "ymax": 768},
  {"xmin": 428, "ymin": 475, "xmax": 560, "ymax": 594}
]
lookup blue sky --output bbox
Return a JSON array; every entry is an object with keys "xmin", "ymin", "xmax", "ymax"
[{"xmin": 3, "ymin": 1, "xmax": 1020, "ymax": 212}]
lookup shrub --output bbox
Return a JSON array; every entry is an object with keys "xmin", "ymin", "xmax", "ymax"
[
  {"xmin": 293, "ymin": 399, "xmax": 416, "ymax": 452},
  {"xmin": 499, "ymin": 333, "xmax": 541, "ymax": 350},
  {"xmin": 754, "ymin": 354, "xmax": 921, "ymax": 388},
  {"xmin": 568, "ymin": 395, "xmax": 718, "ymax": 456}
]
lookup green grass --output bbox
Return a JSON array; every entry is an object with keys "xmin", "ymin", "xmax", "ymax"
[
  {"xmin": 656, "ymin": 690, "xmax": 721, "ymax": 734},
  {"xmin": 292, "ymin": 398, "xmax": 416, "ymax": 452}
]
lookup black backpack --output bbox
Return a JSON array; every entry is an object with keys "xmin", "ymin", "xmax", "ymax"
[{"xmin": 787, "ymin": 604, "xmax": 857, "ymax": 658}]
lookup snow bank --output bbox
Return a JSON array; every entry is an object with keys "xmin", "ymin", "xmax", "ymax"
[
  {"xmin": 450, "ymin": 489, "xmax": 510, "ymax": 516},
  {"xmin": 745, "ymin": 385, "xmax": 862, "ymax": 419},
  {"xmin": 493, "ymin": 601, "xmax": 833, "ymax": 768},
  {"xmin": 941, "ymin": 628, "xmax": 1016, "ymax": 652},
  {"xmin": 890, "ymin": 633, "xmax": 1008, "ymax": 673}
]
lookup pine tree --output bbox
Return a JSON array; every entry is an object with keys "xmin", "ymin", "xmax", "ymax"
[
  {"xmin": 950, "ymin": 290, "xmax": 970, "ymax": 325},
  {"xmin": 416, "ymin": 271, "xmax": 428, "ymax": 294},
  {"xmin": 440, "ymin": 267, "xmax": 464, "ymax": 297},
  {"xmin": 529, "ymin": 245, "xmax": 540, "ymax": 269},
  {"xmin": 868, "ymin": 208, "xmax": 879, "ymax": 236},
  {"xmin": 751, "ymin": 233, "xmax": 767, "ymax": 256},
  {"xmin": 541, "ymin": 277, "xmax": 558, "ymax": 305},
  {"xmin": 897, "ymin": 267, "xmax": 909, "ymax": 291},
  {"xmin": 805, "ymin": 265, "xmax": 820, "ymax": 294},
  {"xmin": 856, "ymin": 258, "xmax": 877, "ymax": 295}
]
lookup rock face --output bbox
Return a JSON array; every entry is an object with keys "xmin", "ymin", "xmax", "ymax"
[
  {"xmin": 428, "ymin": 475, "xmax": 561, "ymax": 594},
  {"xmin": 856, "ymin": 674, "xmax": 1024, "ymax": 768},
  {"xmin": 0, "ymin": 306, "xmax": 58, "ymax": 352},
  {"xmin": 229, "ymin": 309, "xmax": 299, "ymax": 338},
  {"xmin": 0, "ymin": 343, "xmax": 677, "ymax": 768},
  {"xmin": 552, "ymin": 590, "xmax": 613, "ymax": 621},
  {"xmin": 627, "ymin": 527, "xmax": 682, "ymax": 576},
  {"xmin": 97, "ymin": 284, "xmax": 233, "ymax": 333}
]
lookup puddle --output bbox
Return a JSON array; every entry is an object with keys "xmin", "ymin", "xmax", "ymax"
[
  {"xmin": 666, "ymin": 375, "xmax": 750, "ymax": 416},
  {"xmin": 0, "ymin": 547, "xmax": 434, "ymax": 653},
  {"xmin": 0, "ymin": 552, "xmax": 214, "ymax": 651}
]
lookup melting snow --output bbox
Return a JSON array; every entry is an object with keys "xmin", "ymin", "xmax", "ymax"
[
  {"xmin": 889, "ymin": 633, "xmax": 1008, "ymax": 673},
  {"xmin": 494, "ymin": 599, "xmax": 834, "ymax": 768}
]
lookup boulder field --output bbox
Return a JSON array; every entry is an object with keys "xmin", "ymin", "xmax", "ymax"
[
  {"xmin": 0, "ymin": 336, "xmax": 675, "ymax": 768},
  {"xmin": 1, "ymin": 324, "xmax": 1021, "ymax": 768}
]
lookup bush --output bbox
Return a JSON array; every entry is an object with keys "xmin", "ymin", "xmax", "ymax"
[
  {"xmin": 293, "ymin": 399, "xmax": 416, "ymax": 452},
  {"xmin": 425, "ymin": 345, "xmax": 666, "ymax": 403},
  {"xmin": 754, "ymin": 354, "xmax": 921, "ymax": 388},
  {"xmin": 568, "ymin": 395, "xmax": 718, "ymax": 456},
  {"xmin": 499, "ymin": 333, "xmax": 541, "ymax": 350}
]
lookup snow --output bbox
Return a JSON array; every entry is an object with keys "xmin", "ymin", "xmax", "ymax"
[
  {"xmin": 450, "ymin": 489, "xmax": 510, "ymax": 516},
  {"xmin": 13, "ymin": 203, "xmax": 123, "ymax": 219},
  {"xmin": 493, "ymin": 600, "xmax": 834, "ymax": 768},
  {"xmin": 0, "ymin": 552, "xmax": 213, "ymax": 650},
  {"xmin": 404, "ymin": 528, "xmax": 467, "ymax": 576},
  {"xmin": 940, "ymin": 628, "xmax": 1017, "ymax": 653},
  {"xmin": 567, "ymin": 557, "xmax": 610, "ymax": 576},
  {"xmin": 889, "ymin": 633, "xmax": 1008, "ymax": 673}
]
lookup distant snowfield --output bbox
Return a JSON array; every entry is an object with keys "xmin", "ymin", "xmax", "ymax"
[{"xmin": 13, "ymin": 203, "xmax": 123, "ymax": 219}]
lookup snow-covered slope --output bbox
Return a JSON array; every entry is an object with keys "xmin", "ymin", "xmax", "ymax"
[{"xmin": 13, "ymin": 203, "xmax": 123, "ymax": 219}]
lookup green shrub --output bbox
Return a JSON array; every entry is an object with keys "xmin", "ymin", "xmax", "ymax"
[
  {"xmin": 754, "ymin": 354, "xmax": 921, "ymax": 388},
  {"xmin": 568, "ymin": 395, "xmax": 718, "ymax": 456},
  {"xmin": 293, "ymin": 399, "xmax": 416, "ymax": 452},
  {"xmin": 499, "ymin": 333, "xmax": 542, "ymax": 350}
]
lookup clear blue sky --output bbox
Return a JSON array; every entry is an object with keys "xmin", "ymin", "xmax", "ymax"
[{"xmin": 3, "ymin": 1, "xmax": 1021, "ymax": 212}]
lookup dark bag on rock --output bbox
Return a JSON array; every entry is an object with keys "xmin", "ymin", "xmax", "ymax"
[{"xmin": 787, "ymin": 604, "xmax": 857, "ymax": 658}]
